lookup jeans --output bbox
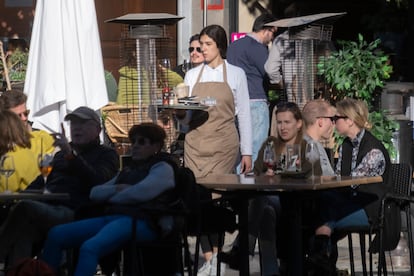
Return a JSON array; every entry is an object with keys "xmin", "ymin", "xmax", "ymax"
[
  {"xmin": 0, "ymin": 200, "xmax": 74, "ymax": 266},
  {"xmin": 237, "ymin": 100, "xmax": 269, "ymax": 173},
  {"xmin": 318, "ymin": 191, "xmax": 370, "ymax": 231},
  {"xmin": 250, "ymin": 196, "xmax": 281, "ymax": 275},
  {"xmin": 42, "ymin": 215, "xmax": 157, "ymax": 276}
]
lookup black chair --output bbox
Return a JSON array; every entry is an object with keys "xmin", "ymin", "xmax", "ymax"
[
  {"xmin": 378, "ymin": 163, "xmax": 414, "ymax": 276},
  {"xmin": 336, "ymin": 163, "xmax": 411, "ymax": 276},
  {"xmin": 188, "ymin": 195, "xmax": 238, "ymax": 275}
]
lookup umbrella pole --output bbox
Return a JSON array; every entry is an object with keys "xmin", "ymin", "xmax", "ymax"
[{"xmin": 0, "ymin": 41, "xmax": 12, "ymax": 91}]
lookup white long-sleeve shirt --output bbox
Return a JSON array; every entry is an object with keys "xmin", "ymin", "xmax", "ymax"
[{"xmin": 184, "ymin": 60, "xmax": 253, "ymax": 156}]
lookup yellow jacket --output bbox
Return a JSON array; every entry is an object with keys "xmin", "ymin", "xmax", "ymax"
[{"xmin": 0, "ymin": 130, "xmax": 55, "ymax": 192}]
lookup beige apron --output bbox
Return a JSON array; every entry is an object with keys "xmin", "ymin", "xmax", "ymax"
[{"xmin": 184, "ymin": 63, "xmax": 239, "ymax": 178}]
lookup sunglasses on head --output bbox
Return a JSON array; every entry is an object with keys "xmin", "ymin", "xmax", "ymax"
[
  {"xmin": 189, "ymin": 47, "xmax": 202, "ymax": 53},
  {"xmin": 317, "ymin": 115, "xmax": 348, "ymax": 123}
]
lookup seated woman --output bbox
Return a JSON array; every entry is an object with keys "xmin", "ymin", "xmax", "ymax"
[
  {"xmin": 0, "ymin": 110, "xmax": 38, "ymax": 192},
  {"xmin": 41, "ymin": 123, "xmax": 179, "ymax": 276},
  {"xmin": 223, "ymin": 102, "xmax": 310, "ymax": 275},
  {"xmin": 253, "ymin": 102, "xmax": 311, "ymax": 276},
  {"xmin": 308, "ymin": 98, "xmax": 391, "ymax": 275}
]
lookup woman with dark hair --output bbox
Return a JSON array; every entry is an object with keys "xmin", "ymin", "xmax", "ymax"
[
  {"xmin": 41, "ymin": 123, "xmax": 180, "ymax": 276},
  {"xmin": 0, "ymin": 110, "xmax": 31, "ymax": 157},
  {"xmin": 174, "ymin": 34, "xmax": 204, "ymax": 78},
  {"xmin": 179, "ymin": 24, "xmax": 252, "ymax": 275},
  {"xmin": 0, "ymin": 110, "xmax": 38, "ymax": 192}
]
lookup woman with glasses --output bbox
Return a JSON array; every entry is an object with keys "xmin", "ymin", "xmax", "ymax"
[
  {"xmin": 174, "ymin": 34, "xmax": 205, "ymax": 78},
  {"xmin": 41, "ymin": 123, "xmax": 181, "ymax": 275},
  {"xmin": 308, "ymin": 98, "xmax": 392, "ymax": 275}
]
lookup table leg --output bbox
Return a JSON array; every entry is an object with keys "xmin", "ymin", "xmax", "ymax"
[
  {"xmin": 231, "ymin": 197, "xmax": 250, "ymax": 276},
  {"xmin": 288, "ymin": 197, "xmax": 303, "ymax": 275}
]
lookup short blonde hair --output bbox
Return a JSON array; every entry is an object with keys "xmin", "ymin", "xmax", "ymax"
[
  {"xmin": 302, "ymin": 99, "xmax": 333, "ymax": 127},
  {"xmin": 336, "ymin": 98, "xmax": 371, "ymax": 129}
]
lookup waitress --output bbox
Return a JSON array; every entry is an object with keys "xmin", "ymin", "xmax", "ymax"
[
  {"xmin": 183, "ymin": 24, "xmax": 252, "ymax": 178},
  {"xmin": 180, "ymin": 25, "xmax": 252, "ymax": 275}
]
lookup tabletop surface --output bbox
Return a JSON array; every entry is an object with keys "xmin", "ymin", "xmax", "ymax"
[
  {"xmin": 156, "ymin": 104, "xmax": 208, "ymax": 110},
  {"xmin": 196, "ymin": 174, "xmax": 383, "ymax": 191}
]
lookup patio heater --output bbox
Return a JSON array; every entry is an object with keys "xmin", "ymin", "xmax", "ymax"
[
  {"xmin": 266, "ymin": 12, "xmax": 345, "ymax": 109},
  {"xmin": 103, "ymin": 13, "xmax": 183, "ymax": 153}
]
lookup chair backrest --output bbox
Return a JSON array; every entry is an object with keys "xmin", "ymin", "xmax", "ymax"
[{"xmin": 390, "ymin": 163, "xmax": 412, "ymax": 197}]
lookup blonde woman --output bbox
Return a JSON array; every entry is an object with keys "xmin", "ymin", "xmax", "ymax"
[{"xmin": 308, "ymin": 98, "xmax": 392, "ymax": 275}]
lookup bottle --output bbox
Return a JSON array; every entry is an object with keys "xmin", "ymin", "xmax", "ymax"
[{"xmin": 162, "ymin": 86, "xmax": 170, "ymax": 105}]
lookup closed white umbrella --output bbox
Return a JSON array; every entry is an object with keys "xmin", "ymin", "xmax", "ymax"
[{"xmin": 24, "ymin": 0, "xmax": 108, "ymax": 134}]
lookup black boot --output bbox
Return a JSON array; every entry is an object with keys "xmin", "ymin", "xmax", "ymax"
[{"xmin": 307, "ymin": 235, "xmax": 336, "ymax": 276}]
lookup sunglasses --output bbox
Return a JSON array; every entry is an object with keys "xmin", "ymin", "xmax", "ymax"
[
  {"xmin": 131, "ymin": 137, "xmax": 151, "ymax": 146},
  {"xmin": 317, "ymin": 115, "xmax": 348, "ymax": 123},
  {"xmin": 188, "ymin": 47, "xmax": 202, "ymax": 53}
]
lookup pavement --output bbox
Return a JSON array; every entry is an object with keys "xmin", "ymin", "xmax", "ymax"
[{"xmin": 190, "ymin": 231, "xmax": 412, "ymax": 276}]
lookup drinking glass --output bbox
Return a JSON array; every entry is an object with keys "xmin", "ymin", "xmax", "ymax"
[
  {"xmin": 305, "ymin": 141, "xmax": 320, "ymax": 179},
  {"xmin": 263, "ymin": 142, "xmax": 276, "ymax": 172},
  {"xmin": 0, "ymin": 155, "xmax": 15, "ymax": 193},
  {"xmin": 159, "ymin": 58, "xmax": 171, "ymax": 70},
  {"xmin": 38, "ymin": 153, "xmax": 54, "ymax": 194},
  {"xmin": 182, "ymin": 59, "xmax": 191, "ymax": 74}
]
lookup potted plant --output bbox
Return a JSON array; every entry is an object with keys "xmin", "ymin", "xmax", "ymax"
[{"xmin": 317, "ymin": 34, "xmax": 399, "ymax": 159}]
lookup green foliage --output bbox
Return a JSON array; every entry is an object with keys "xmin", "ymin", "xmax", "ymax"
[
  {"xmin": 317, "ymin": 34, "xmax": 393, "ymax": 108},
  {"xmin": 369, "ymin": 110, "xmax": 399, "ymax": 160},
  {"xmin": 317, "ymin": 34, "xmax": 397, "ymax": 157},
  {"xmin": 267, "ymin": 90, "xmax": 279, "ymax": 102},
  {"xmin": 0, "ymin": 48, "xmax": 29, "ymax": 82}
]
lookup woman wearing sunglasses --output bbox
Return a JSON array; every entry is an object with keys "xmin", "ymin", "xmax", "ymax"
[
  {"xmin": 308, "ymin": 98, "xmax": 392, "ymax": 275},
  {"xmin": 41, "ymin": 123, "xmax": 181, "ymax": 275},
  {"xmin": 174, "ymin": 34, "xmax": 205, "ymax": 78}
]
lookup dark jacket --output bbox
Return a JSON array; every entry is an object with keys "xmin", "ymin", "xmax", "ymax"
[
  {"xmin": 340, "ymin": 130, "xmax": 391, "ymax": 223},
  {"xmin": 27, "ymin": 141, "xmax": 119, "ymax": 209}
]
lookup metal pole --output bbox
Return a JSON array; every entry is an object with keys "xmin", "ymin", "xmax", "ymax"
[{"xmin": 203, "ymin": 0, "xmax": 207, "ymax": 27}]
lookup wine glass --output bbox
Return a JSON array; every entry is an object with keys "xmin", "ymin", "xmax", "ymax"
[
  {"xmin": 182, "ymin": 59, "xmax": 191, "ymax": 75},
  {"xmin": 159, "ymin": 58, "xmax": 171, "ymax": 70},
  {"xmin": 0, "ymin": 155, "xmax": 15, "ymax": 194},
  {"xmin": 38, "ymin": 153, "xmax": 54, "ymax": 194},
  {"xmin": 305, "ymin": 141, "xmax": 320, "ymax": 179},
  {"xmin": 263, "ymin": 142, "xmax": 276, "ymax": 173}
]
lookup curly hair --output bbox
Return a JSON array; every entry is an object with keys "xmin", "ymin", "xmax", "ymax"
[{"xmin": 128, "ymin": 123, "xmax": 166, "ymax": 150}]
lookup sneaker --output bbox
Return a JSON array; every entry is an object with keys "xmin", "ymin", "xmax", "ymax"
[
  {"xmin": 210, "ymin": 253, "xmax": 226, "ymax": 276},
  {"xmin": 197, "ymin": 260, "xmax": 211, "ymax": 276}
]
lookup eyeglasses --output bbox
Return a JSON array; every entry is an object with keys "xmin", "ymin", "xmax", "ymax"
[
  {"xmin": 188, "ymin": 47, "xmax": 202, "ymax": 53},
  {"xmin": 17, "ymin": 110, "xmax": 30, "ymax": 118},
  {"xmin": 317, "ymin": 115, "xmax": 348, "ymax": 123},
  {"xmin": 131, "ymin": 137, "xmax": 151, "ymax": 146}
]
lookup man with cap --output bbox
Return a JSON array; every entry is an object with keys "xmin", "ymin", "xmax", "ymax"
[{"xmin": 0, "ymin": 106, "xmax": 119, "ymax": 270}]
